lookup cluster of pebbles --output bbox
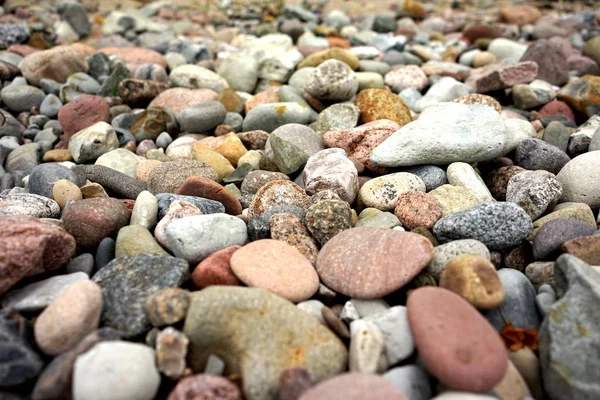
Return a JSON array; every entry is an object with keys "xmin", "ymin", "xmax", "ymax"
[{"xmin": 1, "ymin": 0, "xmax": 600, "ymax": 399}]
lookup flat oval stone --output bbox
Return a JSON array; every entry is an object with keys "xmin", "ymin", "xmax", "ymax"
[
  {"xmin": 557, "ymin": 151, "xmax": 600, "ymax": 208},
  {"xmin": 230, "ymin": 240, "xmax": 319, "ymax": 303},
  {"xmin": 34, "ymin": 280, "xmax": 102, "ymax": 356},
  {"xmin": 148, "ymin": 159, "xmax": 218, "ymax": 194},
  {"xmin": 316, "ymin": 227, "xmax": 434, "ymax": 299},
  {"xmin": 191, "ymin": 245, "xmax": 241, "ymax": 289},
  {"xmin": 433, "ymin": 203, "xmax": 533, "ymax": 251},
  {"xmin": 298, "ymin": 373, "xmax": 408, "ymax": 400},
  {"xmin": 407, "ymin": 287, "xmax": 508, "ymax": 392}
]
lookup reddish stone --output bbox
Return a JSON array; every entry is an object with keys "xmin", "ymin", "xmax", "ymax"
[
  {"xmin": 322, "ymin": 119, "xmax": 399, "ymax": 173},
  {"xmin": 297, "ymin": 45, "xmax": 329, "ymax": 58},
  {"xmin": 245, "ymin": 87, "xmax": 281, "ymax": 113},
  {"xmin": 99, "ymin": 47, "xmax": 167, "ymax": 69},
  {"xmin": 316, "ymin": 227, "xmax": 434, "ymax": 299},
  {"xmin": 561, "ymin": 236, "xmax": 600, "ymax": 265},
  {"xmin": 298, "ymin": 373, "xmax": 407, "ymax": 400},
  {"xmin": 56, "ymin": 95, "xmax": 110, "ymax": 148},
  {"xmin": 520, "ymin": 40, "xmax": 569, "ymax": 86},
  {"xmin": 148, "ymin": 88, "xmax": 218, "ymax": 115},
  {"xmin": 407, "ymin": 287, "xmax": 508, "ymax": 392},
  {"xmin": 475, "ymin": 61, "xmax": 538, "ymax": 93},
  {"xmin": 485, "ymin": 166, "xmax": 526, "ymax": 201},
  {"xmin": 0, "ymin": 216, "xmax": 76, "ymax": 295},
  {"xmin": 462, "ymin": 25, "xmax": 502, "ymax": 43},
  {"xmin": 176, "ymin": 176, "xmax": 242, "ymax": 215},
  {"xmin": 538, "ymin": 100, "xmax": 576, "ymax": 123},
  {"xmin": 7, "ymin": 44, "xmax": 40, "ymax": 57},
  {"xmin": 167, "ymin": 375, "xmax": 242, "ymax": 400},
  {"xmin": 394, "ymin": 192, "xmax": 443, "ymax": 230},
  {"xmin": 61, "ymin": 198, "xmax": 131, "ymax": 249},
  {"xmin": 191, "ymin": 245, "xmax": 241, "ymax": 289},
  {"xmin": 326, "ymin": 37, "xmax": 351, "ymax": 49},
  {"xmin": 567, "ymin": 55, "xmax": 600, "ymax": 77}
]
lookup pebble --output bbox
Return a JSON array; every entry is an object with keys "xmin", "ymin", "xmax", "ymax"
[
  {"xmin": 167, "ymin": 375, "xmax": 242, "ymax": 400},
  {"xmin": 242, "ymin": 102, "xmax": 313, "ymax": 133},
  {"xmin": 433, "ymin": 202, "xmax": 533, "ymax": 251},
  {"xmin": 304, "ymin": 59, "xmax": 358, "ymax": 101},
  {"xmin": 355, "ymin": 88, "xmax": 411, "ymax": 126},
  {"xmin": 298, "ymin": 373, "xmax": 407, "ymax": 400},
  {"xmin": 303, "ymin": 148, "xmax": 358, "ymax": 203},
  {"xmin": 115, "ymin": 225, "xmax": 167, "ymax": 257},
  {"xmin": 20, "ymin": 46, "xmax": 88, "ymax": 86},
  {"xmin": 540, "ymin": 255, "xmax": 600, "ymax": 400},
  {"xmin": 0, "ymin": 215, "xmax": 75, "ymax": 295},
  {"xmin": 176, "ymin": 176, "xmax": 242, "ymax": 215},
  {"xmin": 561, "ymin": 235, "xmax": 600, "ymax": 265},
  {"xmin": 73, "ymin": 341, "xmax": 160, "ymax": 400},
  {"xmin": 29, "ymin": 163, "xmax": 81, "ymax": 198},
  {"xmin": 394, "ymin": 191, "xmax": 442, "ymax": 229},
  {"xmin": 268, "ymin": 123, "xmax": 324, "ymax": 174},
  {"xmin": 92, "ymin": 254, "xmax": 188, "ymax": 337},
  {"xmin": 165, "ymin": 214, "xmax": 248, "ymax": 264},
  {"xmin": 439, "ymin": 254, "xmax": 504, "ymax": 309},
  {"xmin": 316, "ymin": 227, "xmax": 433, "ymax": 299},
  {"xmin": 557, "ymin": 151, "xmax": 600, "ymax": 208},
  {"xmin": 371, "ymin": 103, "xmax": 507, "ymax": 167},
  {"xmin": 384, "ymin": 365, "xmax": 431, "ymax": 400},
  {"xmin": 177, "ymin": 101, "xmax": 227, "ymax": 133},
  {"xmin": 148, "ymin": 159, "xmax": 218, "ymax": 194},
  {"xmin": 130, "ymin": 190, "xmax": 158, "ymax": 229},
  {"xmin": 305, "ymin": 199, "xmax": 353, "ymax": 245},
  {"xmin": 505, "ymin": 170, "xmax": 562, "ymax": 220},
  {"xmin": 191, "ymin": 245, "xmax": 242, "ymax": 289},
  {"xmin": 146, "ymin": 287, "xmax": 190, "ymax": 327},
  {"xmin": 413, "ymin": 77, "xmax": 471, "ymax": 112},
  {"xmin": 446, "ymin": 162, "xmax": 493, "ymax": 203},
  {"xmin": 427, "ymin": 239, "xmax": 491, "ymax": 280},
  {"xmin": 34, "ymin": 281, "xmax": 102, "ymax": 356},
  {"xmin": 359, "ymin": 172, "xmax": 425, "ymax": 211},
  {"xmin": 407, "ymin": 287, "xmax": 508, "ymax": 392},
  {"xmin": 184, "ymin": 287, "xmax": 347, "ymax": 400},
  {"xmin": 68, "ymin": 121, "xmax": 119, "ymax": 163},
  {"xmin": 428, "ymin": 184, "xmax": 481, "ymax": 217},
  {"xmin": 484, "ymin": 268, "xmax": 540, "ymax": 331},
  {"xmin": 230, "ymin": 239, "xmax": 319, "ymax": 302}
]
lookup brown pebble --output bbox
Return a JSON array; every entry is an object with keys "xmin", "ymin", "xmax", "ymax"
[
  {"xmin": 394, "ymin": 192, "xmax": 442, "ymax": 229},
  {"xmin": 439, "ymin": 254, "xmax": 504, "ymax": 309},
  {"xmin": 191, "ymin": 245, "xmax": 242, "ymax": 289},
  {"xmin": 146, "ymin": 288, "xmax": 191, "ymax": 327},
  {"xmin": 176, "ymin": 176, "xmax": 242, "ymax": 215}
]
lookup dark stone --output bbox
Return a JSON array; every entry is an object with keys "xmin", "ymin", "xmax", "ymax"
[
  {"xmin": 28, "ymin": 163, "xmax": 82, "ymax": 198},
  {"xmin": 65, "ymin": 253, "xmax": 94, "ymax": 276},
  {"xmin": 156, "ymin": 193, "xmax": 225, "ymax": 221},
  {"xmin": 484, "ymin": 268, "xmax": 540, "ymax": 332},
  {"xmin": 31, "ymin": 328, "xmax": 119, "ymax": 400},
  {"xmin": 75, "ymin": 164, "xmax": 147, "ymax": 199},
  {"xmin": 0, "ymin": 310, "xmax": 43, "ymax": 387},
  {"xmin": 0, "ymin": 25, "xmax": 30, "ymax": 50},
  {"xmin": 514, "ymin": 138, "xmax": 570, "ymax": 175},
  {"xmin": 247, "ymin": 215, "xmax": 270, "ymax": 241},
  {"xmin": 567, "ymin": 134, "xmax": 591, "ymax": 158},
  {"xmin": 95, "ymin": 237, "xmax": 115, "ymax": 270},
  {"xmin": 543, "ymin": 121, "xmax": 570, "ymax": 153},
  {"xmin": 92, "ymin": 254, "xmax": 189, "ymax": 337},
  {"xmin": 533, "ymin": 218, "xmax": 597, "ymax": 261}
]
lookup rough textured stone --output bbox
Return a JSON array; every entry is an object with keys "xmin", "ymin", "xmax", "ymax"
[
  {"xmin": 540, "ymin": 255, "xmax": 600, "ymax": 400},
  {"xmin": 184, "ymin": 286, "xmax": 348, "ymax": 400},
  {"xmin": 92, "ymin": 254, "xmax": 188, "ymax": 337},
  {"xmin": 433, "ymin": 202, "xmax": 533, "ymax": 251},
  {"xmin": 0, "ymin": 216, "xmax": 75, "ymax": 295}
]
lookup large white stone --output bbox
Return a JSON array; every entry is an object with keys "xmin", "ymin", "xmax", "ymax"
[
  {"xmin": 557, "ymin": 151, "xmax": 600, "ymax": 208},
  {"xmin": 169, "ymin": 64, "xmax": 229, "ymax": 92},
  {"xmin": 371, "ymin": 102, "xmax": 507, "ymax": 167},
  {"xmin": 165, "ymin": 214, "xmax": 248, "ymax": 264},
  {"xmin": 73, "ymin": 342, "xmax": 160, "ymax": 400}
]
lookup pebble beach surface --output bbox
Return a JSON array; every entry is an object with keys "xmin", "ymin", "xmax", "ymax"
[{"xmin": 1, "ymin": 0, "xmax": 600, "ymax": 399}]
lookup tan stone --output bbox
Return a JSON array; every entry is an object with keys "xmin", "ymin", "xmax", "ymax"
[
  {"xmin": 52, "ymin": 179, "xmax": 82, "ymax": 209},
  {"xmin": 192, "ymin": 143, "xmax": 235, "ymax": 181},
  {"xmin": 439, "ymin": 254, "xmax": 504, "ymax": 309},
  {"xmin": 198, "ymin": 132, "xmax": 248, "ymax": 167}
]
